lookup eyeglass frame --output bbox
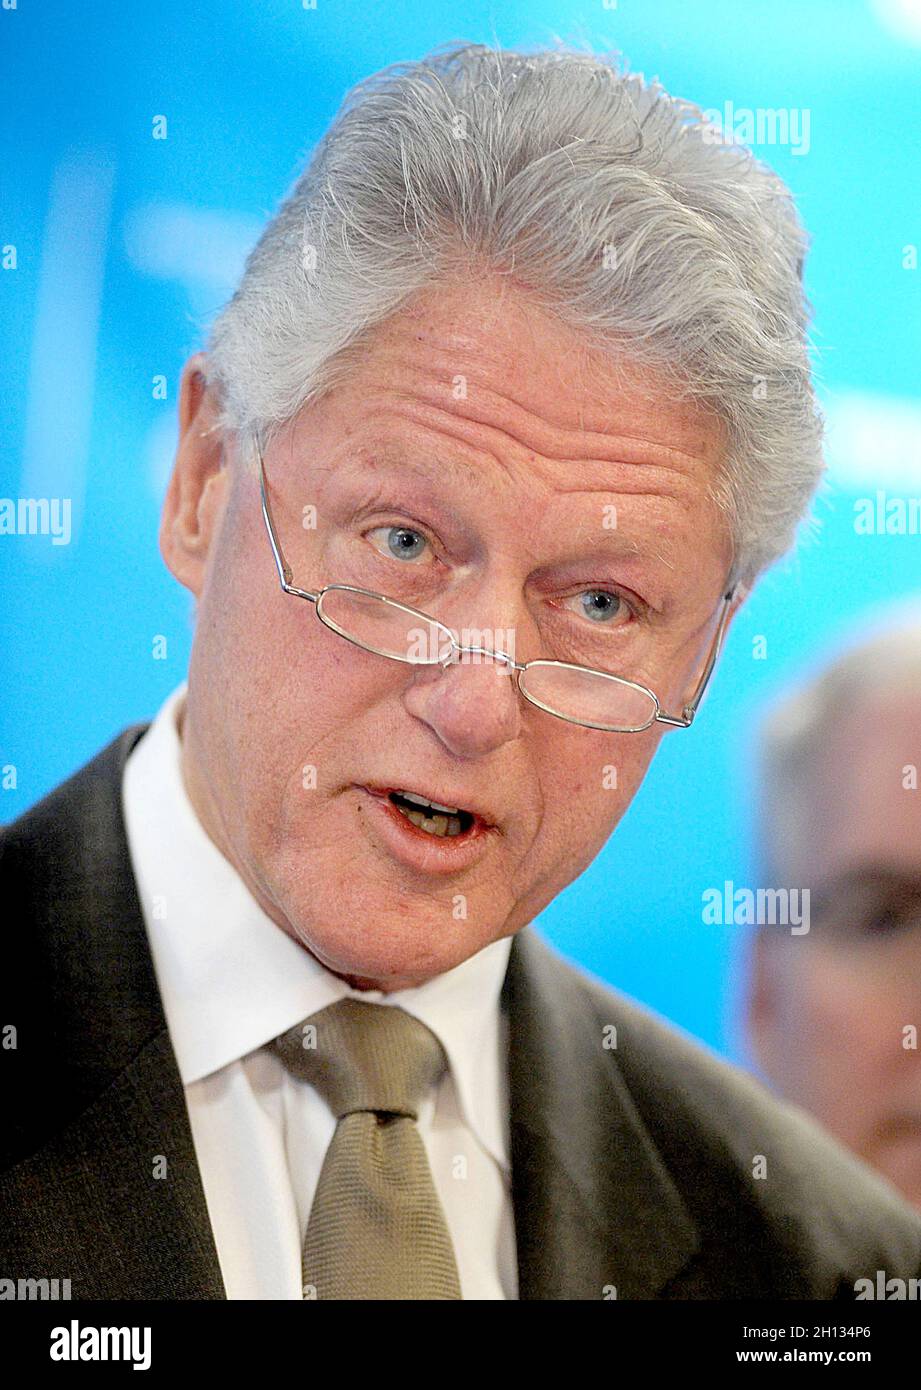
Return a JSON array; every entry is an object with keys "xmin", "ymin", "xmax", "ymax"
[{"xmin": 254, "ymin": 436, "xmax": 738, "ymax": 734}]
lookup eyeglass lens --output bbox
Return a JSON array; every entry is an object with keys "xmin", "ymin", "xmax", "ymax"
[{"xmin": 316, "ymin": 586, "xmax": 658, "ymax": 732}]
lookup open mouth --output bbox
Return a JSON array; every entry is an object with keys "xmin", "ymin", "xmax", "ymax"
[{"xmin": 386, "ymin": 789, "xmax": 476, "ymax": 839}]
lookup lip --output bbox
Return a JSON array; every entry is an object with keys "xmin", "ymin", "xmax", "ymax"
[
  {"xmin": 359, "ymin": 782, "xmax": 497, "ymax": 829},
  {"xmin": 353, "ymin": 784, "xmax": 498, "ymax": 875}
]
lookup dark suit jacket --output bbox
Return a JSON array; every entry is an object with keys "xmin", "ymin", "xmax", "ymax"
[{"xmin": 3, "ymin": 725, "xmax": 921, "ymax": 1300}]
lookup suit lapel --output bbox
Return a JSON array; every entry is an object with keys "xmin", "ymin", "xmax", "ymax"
[
  {"xmin": 503, "ymin": 927, "xmax": 700, "ymax": 1299},
  {"xmin": 0, "ymin": 725, "xmax": 226, "ymax": 1299},
  {"xmin": 0, "ymin": 1029, "xmax": 226, "ymax": 1299}
]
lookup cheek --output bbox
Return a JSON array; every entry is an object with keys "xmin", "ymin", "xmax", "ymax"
[
  {"xmin": 193, "ymin": 521, "xmax": 376, "ymax": 819},
  {"xmin": 799, "ymin": 951, "xmax": 908, "ymax": 1053},
  {"xmin": 776, "ymin": 949, "xmax": 904, "ymax": 1126},
  {"xmin": 781, "ymin": 951, "xmax": 876, "ymax": 1052},
  {"xmin": 537, "ymin": 727, "xmax": 661, "ymax": 861}
]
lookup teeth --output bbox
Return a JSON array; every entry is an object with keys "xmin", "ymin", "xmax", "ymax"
[
  {"xmin": 394, "ymin": 804, "xmax": 465, "ymax": 837},
  {"xmin": 395, "ymin": 789, "xmax": 461, "ymax": 815}
]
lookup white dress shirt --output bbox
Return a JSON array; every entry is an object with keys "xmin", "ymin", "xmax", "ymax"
[{"xmin": 121, "ymin": 683, "xmax": 518, "ymax": 1300}]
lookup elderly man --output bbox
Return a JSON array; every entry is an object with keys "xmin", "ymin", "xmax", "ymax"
[
  {"xmin": 3, "ymin": 43, "xmax": 920, "ymax": 1301},
  {"xmin": 747, "ymin": 615, "xmax": 921, "ymax": 1214}
]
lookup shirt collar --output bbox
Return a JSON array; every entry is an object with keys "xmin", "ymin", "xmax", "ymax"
[{"xmin": 121, "ymin": 684, "xmax": 513, "ymax": 1172}]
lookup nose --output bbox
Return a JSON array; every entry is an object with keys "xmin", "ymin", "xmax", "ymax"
[{"xmin": 401, "ymin": 648, "xmax": 523, "ymax": 757}]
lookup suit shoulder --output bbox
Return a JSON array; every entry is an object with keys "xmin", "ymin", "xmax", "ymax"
[
  {"xmin": 553, "ymin": 944, "xmax": 921, "ymax": 1290},
  {"xmin": 0, "ymin": 722, "xmax": 159, "ymax": 1169},
  {"xmin": 0, "ymin": 724, "xmax": 147, "ymax": 866}
]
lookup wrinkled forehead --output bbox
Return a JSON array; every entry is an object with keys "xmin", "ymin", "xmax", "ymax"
[
  {"xmin": 265, "ymin": 277, "xmax": 736, "ymax": 610},
  {"xmin": 289, "ymin": 275, "xmax": 728, "ymax": 467}
]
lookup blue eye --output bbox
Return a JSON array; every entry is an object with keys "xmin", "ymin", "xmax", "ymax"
[
  {"xmin": 368, "ymin": 525, "xmax": 429, "ymax": 561},
  {"xmin": 569, "ymin": 590, "xmax": 627, "ymax": 624}
]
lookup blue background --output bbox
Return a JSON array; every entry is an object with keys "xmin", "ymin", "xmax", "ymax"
[{"xmin": 2, "ymin": 0, "xmax": 919, "ymax": 1063}]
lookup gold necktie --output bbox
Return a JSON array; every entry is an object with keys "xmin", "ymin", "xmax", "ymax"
[{"xmin": 273, "ymin": 997, "xmax": 463, "ymax": 1300}]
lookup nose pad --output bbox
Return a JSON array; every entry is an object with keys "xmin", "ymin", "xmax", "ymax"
[
  {"xmin": 438, "ymin": 642, "xmax": 516, "ymax": 674},
  {"xmin": 410, "ymin": 647, "xmax": 519, "ymax": 692},
  {"xmin": 403, "ymin": 647, "xmax": 522, "ymax": 755}
]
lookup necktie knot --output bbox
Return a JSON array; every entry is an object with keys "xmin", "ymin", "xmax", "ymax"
[{"xmin": 273, "ymin": 997, "xmax": 449, "ymax": 1121}]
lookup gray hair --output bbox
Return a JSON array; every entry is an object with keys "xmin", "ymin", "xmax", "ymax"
[
  {"xmin": 758, "ymin": 603, "xmax": 921, "ymax": 884},
  {"xmin": 204, "ymin": 40, "xmax": 825, "ymax": 589}
]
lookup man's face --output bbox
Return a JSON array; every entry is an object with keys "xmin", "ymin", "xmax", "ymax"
[
  {"xmin": 748, "ymin": 688, "xmax": 921, "ymax": 1209},
  {"xmin": 162, "ymin": 277, "xmax": 733, "ymax": 990}
]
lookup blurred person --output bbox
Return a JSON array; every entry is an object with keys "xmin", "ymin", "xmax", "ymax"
[
  {"xmin": 3, "ymin": 43, "xmax": 921, "ymax": 1301},
  {"xmin": 747, "ymin": 612, "xmax": 921, "ymax": 1210}
]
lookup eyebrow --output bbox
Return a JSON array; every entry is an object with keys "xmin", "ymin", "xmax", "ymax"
[
  {"xmin": 357, "ymin": 452, "xmax": 480, "ymax": 491},
  {"xmin": 815, "ymin": 865, "xmax": 921, "ymax": 903}
]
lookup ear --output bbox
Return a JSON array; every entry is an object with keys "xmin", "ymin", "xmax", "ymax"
[
  {"xmin": 676, "ymin": 578, "xmax": 749, "ymax": 714},
  {"xmin": 723, "ymin": 580, "xmax": 749, "ymax": 633},
  {"xmin": 159, "ymin": 353, "xmax": 229, "ymax": 597},
  {"xmin": 705, "ymin": 580, "xmax": 749, "ymax": 673}
]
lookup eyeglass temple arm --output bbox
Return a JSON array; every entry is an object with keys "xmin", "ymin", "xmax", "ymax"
[
  {"xmin": 256, "ymin": 437, "xmax": 319, "ymax": 604},
  {"xmin": 655, "ymin": 586, "xmax": 738, "ymax": 729}
]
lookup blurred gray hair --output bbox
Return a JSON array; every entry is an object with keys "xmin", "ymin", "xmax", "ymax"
[
  {"xmin": 204, "ymin": 40, "xmax": 825, "ymax": 590},
  {"xmin": 758, "ymin": 604, "xmax": 921, "ymax": 884}
]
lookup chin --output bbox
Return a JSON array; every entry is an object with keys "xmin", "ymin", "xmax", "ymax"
[{"xmin": 284, "ymin": 905, "xmax": 483, "ymax": 992}]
